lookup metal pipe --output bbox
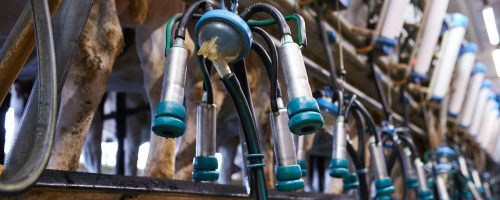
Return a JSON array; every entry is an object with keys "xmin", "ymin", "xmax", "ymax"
[
  {"xmin": 0, "ymin": 0, "xmax": 57, "ymax": 192},
  {"xmin": 270, "ymin": 98, "xmax": 304, "ymax": 191},
  {"xmin": 192, "ymin": 103, "xmax": 218, "ymax": 182},
  {"xmin": 115, "ymin": 93, "xmax": 126, "ymax": 175}
]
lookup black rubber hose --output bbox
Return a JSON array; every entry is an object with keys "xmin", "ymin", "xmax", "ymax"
[
  {"xmin": 343, "ymin": 94, "xmax": 357, "ymax": 120},
  {"xmin": 352, "ymin": 109, "xmax": 366, "ymax": 167},
  {"xmin": 336, "ymin": 90, "xmax": 344, "ymax": 117},
  {"xmin": 251, "ymin": 41, "xmax": 280, "ymax": 112},
  {"xmin": 367, "ymin": 54, "xmax": 392, "ymax": 121},
  {"xmin": 0, "ymin": 0, "xmax": 57, "ymax": 192},
  {"xmin": 230, "ymin": 60, "xmax": 257, "ymax": 118},
  {"xmin": 398, "ymin": 133, "xmax": 419, "ymax": 158},
  {"xmin": 201, "ymin": 58, "xmax": 214, "ymax": 104},
  {"xmin": 346, "ymin": 141, "xmax": 369, "ymax": 200},
  {"xmin": 250, "ymin": 27, "xmax": 280, "ymax": 98},
  {"xmin": 353, "ymin": 100, "xmax": 380, "ymax": 143},
  {"xmin": 175, "ymin": 0, "xmax": 213, "ymax": 39},
  {"xmin": 315, "ymin": 0, "xmax": 340, "ymax": 91},
  {"xmin": 222, "ymin": 74, "xmax": 267, "ymax": 199},
  {"xmin": 240, "ymin": 3, "xmax": 291, "ymax": 36}
]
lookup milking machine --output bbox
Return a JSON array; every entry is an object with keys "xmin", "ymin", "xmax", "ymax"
[
  {"xmin": 428, "ymin": 13, "xmax": 468, "ymax": 103},
  {"xmin": 155, "ymin": 0, "xmax": 324, "ymax": 198}
]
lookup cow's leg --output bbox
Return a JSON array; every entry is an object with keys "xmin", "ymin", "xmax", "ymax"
[
  {"xmin": 124, "ymin": 93, "xmax": 150, "ymax": 176},
  {"xmin": 134, "ymin": 0, "xmax": 186, "ymax": 178},
  {"xmin": 47, "ymin": 0, "xmax": 124, "ymax": 170},
  {"xmin": 83, "ymin": 100, "xmax": 104, "ymax": 173}
]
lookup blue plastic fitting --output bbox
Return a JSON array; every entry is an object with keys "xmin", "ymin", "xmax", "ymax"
[
  {"xmin": 192, "ymin": 156, "xmax": 219, "ymax": 182},
  {"xmin": 327, "ymin": 31, "xmax": 337, "ymax": 44},
  {"xmin": 275, "ymin": 165, "xmax": 304, "ymax": 191},
  {"xmin": 458, "ymin": 42, "xmax": 477, "ymax": 57},
  {"xmin": 297, "ymin": 159, "xmax": 307, "ymax": 177},
  {"xmin": 343, "ymin": 173, "xmax": 359, "ymax": 191},
  {"xmin": 410, "ymin": 71, "xmax": 429, "ymax": 81},
  {"xmin": 448, "ymin": 111, "xmax": 459, "ymax": 119},
  {"xmin": 152, "ymin": 101, "xmax": 186, "ymax": 138},
  {"xmin": 329, "ymin": 158, "xmax": 349, "ymax": 178},
  {"xmin": 375, "ymin": 177, "xmax": 395, "ymax": 198},
  {"xmin": 316, "ymin": 98, "xmax": 339, "ymax": 115},
  {"xmin": 482, "ymin": 79, "xmax": 492, "ymax": 89},
  {"xmin": 418, "ymin": 189, "xmax": 434, "ymax": 200},
  {"xmin": 446, "ymin": 13, "xmax": 469, "ymax": 28},
  {"xmin": 405, "ymin": 177, "xmax": 419, "ymax": 190},
  {"xmin": 287, "ymin": 96, "xmax": 324, "ymax": 135},
  {"xmin": 374, "ymin": 36, "xmax": 397, "ymax": 55},
  {"xmin": 194, "ymin": 9, "xmax": 252, "ymax": 62},
  {"xmin": 472, "ymin": 63, "xmax": 486, "ymax": 74}
]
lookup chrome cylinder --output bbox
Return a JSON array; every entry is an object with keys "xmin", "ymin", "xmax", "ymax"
[
  {"xmin": 271, "ymin": 108, "xmax": 298, "ymax": 166},
  {"xmin": 414, "ymin": 158, "xmax": 429, "ymax": 192},
  {"xmin": 458, "ymin": 156, "xmax": 470, "ymax": 178},
  {"xmin": 196, "ymin": 104, "xmax": 217, "ymax": 157},
  {"xmin": 436, "ymin": 175, "xmax": 451, "ymax": 200},
  {"xmin": 296, "ymin": 135, "xmax": 307, "ymax": 161},
  {"xmin": 471, "ymin": 170, "xmax": 483, "ymax": 190},
  {"xmin": 467, "ymin": 180, "xmax": 483, "ymax": 200},
  {"xmin": 278, "ymin": 35, "xmax": 313, "ymax": 100},
  {"xmin": 160, "ymin": 38, "xmax": 188, "ymax": 104},
  {"xmin": 331, "ymin": 116, "xmax": 347, "ymax": 161},
  {"xmin": 369, "ymin": 141, "xmax": 388, "ymax": 179},
  {"xmin": 484, "ymin": 181, "xmax": 493, "ymax": 199},
  {"xmin": 400, "ymin": 147, "xmax": 416, "ymax": 178}
]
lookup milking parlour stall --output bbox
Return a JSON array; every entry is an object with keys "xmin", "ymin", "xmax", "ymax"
[{"xmin": 2, "ymin": 0, "xmax": 500, "ymax": 199}]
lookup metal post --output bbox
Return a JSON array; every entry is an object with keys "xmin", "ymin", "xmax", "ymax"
[{"xmin": 115, "ymin": 93, "xmax": 126, "ymax": 175}]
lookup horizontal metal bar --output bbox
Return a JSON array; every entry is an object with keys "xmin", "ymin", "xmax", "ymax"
[{"xmin": 25, "ymin": 170, "xmax": 353, "ymax": 199}]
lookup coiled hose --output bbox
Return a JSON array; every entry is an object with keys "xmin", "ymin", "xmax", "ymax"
[{"xmin": 0, "ymin": 0, "xmax": 57, "ymax": 193}]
